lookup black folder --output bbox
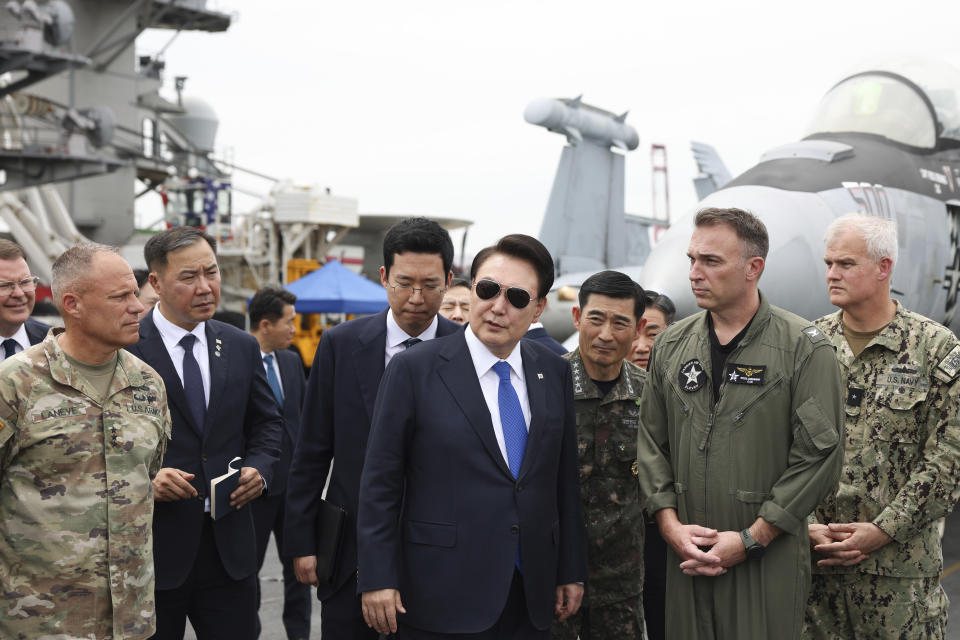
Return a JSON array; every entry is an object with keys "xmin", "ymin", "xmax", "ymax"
[{"xmin": 315, "ymin": 499, "xmax": 346, "ymax": 585}]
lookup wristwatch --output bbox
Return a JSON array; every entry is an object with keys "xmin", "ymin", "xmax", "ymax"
[{"xmin": 740, "ymin": 527, "xmax": 766, "ymax": 560}]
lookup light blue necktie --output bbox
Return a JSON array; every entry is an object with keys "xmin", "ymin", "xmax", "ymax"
[
  {"xmin": 493, "ymin": 361, "xmax": 527, "ymax": 478},
  {"xmin": 263, "ymin": 354, "xmax": 284, "ymax": 405}
]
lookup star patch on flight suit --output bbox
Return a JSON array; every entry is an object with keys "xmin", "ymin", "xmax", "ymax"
[{"xmin": 679, "ymin": 359, "xmax": 706, "ymax": 392}]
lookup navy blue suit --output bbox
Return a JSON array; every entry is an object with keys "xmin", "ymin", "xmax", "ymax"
[
  {"xmin": 357, "ymin": 331, "xmax": 587, "ymax": 635},
  {"xmin": 285, "ymin": 309, "xmax": 461, "ymax": 638},
  {"xmin": 251, "ymin": 348, "xmax": 311, "ymax": 639},
  {"xmin": 24, "ymin": 317, "xmax": 50, "ymax": 345},
  {"xmin": 128, "ymin": 310, "xmax": 282, "ymax": 639},
  {"xmin": 524, "ymin": 326, "xmax": 567, "ymax": 355}
]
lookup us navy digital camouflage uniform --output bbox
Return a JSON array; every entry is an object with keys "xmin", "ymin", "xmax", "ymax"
[
  {"xmin": 552, "ymin": 348, "xmax": 646, "ymax": 640},
  {"xmin": 804, "ymin": 303, "xmax": 960, "ymax": 640},
  {"xmin": 0, "ymin": 329, "xmax": 171, "ymax": 640}
]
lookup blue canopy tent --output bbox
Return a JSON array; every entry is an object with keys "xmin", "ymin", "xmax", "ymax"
[{"xmin": 285, "ymin": 259, "xmax": 388, "ymax": 314}]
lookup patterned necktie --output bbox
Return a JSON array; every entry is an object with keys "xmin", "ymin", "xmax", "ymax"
[
  {"xmin": 179, "ymin": 334, "xmax": 207, "ymax": 431},
  {"xmin": 263, "ymin": 353, "xmax": 284, "ymax": 405},
  {"xmin": 493, "ymin": 361, "xmax": 527, "ymax": 478},
  {"xmin": 2, "ymin": 338, "xmax": 17, "ymax": 360},
  {"xmin": 401, "ymin": 337, "xmax": 422, "ymax": 350}
]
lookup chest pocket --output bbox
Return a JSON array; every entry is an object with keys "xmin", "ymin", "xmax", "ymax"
[{"xmin": 874, "ymin": 388, "xmax": 927, "ymax": 443}]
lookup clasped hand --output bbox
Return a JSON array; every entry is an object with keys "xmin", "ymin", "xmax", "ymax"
[
  {"xmin": 669, "ymin": 525, "xmax": 746, "ymax": 576},
  {"xmin": 809, "ymin": 522, "xmax": 891, "ymax": 567}
]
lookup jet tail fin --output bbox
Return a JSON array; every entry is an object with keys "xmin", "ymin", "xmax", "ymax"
[{"xmin": 691, "ymin": 141, "xmax": 733, "ymax": 200}]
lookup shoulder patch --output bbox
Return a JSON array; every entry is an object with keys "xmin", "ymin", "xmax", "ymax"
[
  {"xmin": 937, "ymin": 344, "xmax": 960, "ymax": 381},
  {"xmin": 802, "ymin": 326, "xmax": 827, "ymax": 344}
]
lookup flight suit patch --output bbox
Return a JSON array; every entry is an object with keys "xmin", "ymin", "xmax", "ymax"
[
  {"xmin": 803, "ymin": 326, "xmax": 827, "ymax": 344},
  {"xmin": 847, "ymin": 386, "xmax": 863, "ymax": 407},
  {"xmin": 678, "ymin": 359, "xmax": 706, "ymax": 392},
  {"xmin": 937, "ymin": 344, "xmax": 960, "ymax": 381},
  {"xmin": 725, "ymin": 363, "xmax": 766, "ymax": 385}
]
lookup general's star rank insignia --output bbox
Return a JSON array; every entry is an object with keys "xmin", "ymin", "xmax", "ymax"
[{"xmin": 678, "ymin": 359, "xmax": 706, "ymax": 392}]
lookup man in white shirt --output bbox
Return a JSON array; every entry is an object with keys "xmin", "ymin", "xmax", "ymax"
[
  {"xmin": 358, "ymin": 233, "xmax": 588, "ymax": 639},
  {"xmin": 127, "ymin": 226, "xmax": 282, "ymax": 640},
  {"xmin": 285, "ymin": 217, "xmax": 461, "ymax": 639},
  {"xmin": 0, "ymin": 239, "xmax": 49, "ymax": 360},
  {"xmin": 248, "ymin": 286, "xmax": 311, "ymax": 640}
]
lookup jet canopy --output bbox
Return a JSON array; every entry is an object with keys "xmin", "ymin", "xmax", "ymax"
[{"xmin": 805, "ymin": 59, "xmax": 960, "ymax": 149}]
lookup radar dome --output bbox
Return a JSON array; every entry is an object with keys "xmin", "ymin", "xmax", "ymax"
[{"xmin": 167, "ymin": 96, "xmax": 219, "ymax": 153}]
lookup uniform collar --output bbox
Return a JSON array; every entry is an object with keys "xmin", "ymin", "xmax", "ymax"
[
  {"xmin": 564, "ymin": 347, "xmax": 643, "ymax": 403},
  {"xmin": 41, "ymin": 328, "xmax": 144, "ymax": 398},
  {"xmin": 821, "ymin": 299, "xmax": 909, "ymax": 362}
]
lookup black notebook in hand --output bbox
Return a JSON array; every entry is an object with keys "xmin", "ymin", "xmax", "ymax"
[
  {"xmin": 315, "ymin": 499, "xmax": 347, "ymax": 585},
  {"xmin": 210, "ymin": 456, "xmax": 242, "ymax": 521}
]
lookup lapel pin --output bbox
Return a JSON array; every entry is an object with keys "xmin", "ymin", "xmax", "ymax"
[
  {"xmin": 537, "ymin": 373, "xmax": 543, "ymax": 380},
  {"xmin": 215, "ymin": 338, "xmax": 222, "ymax": 344}
]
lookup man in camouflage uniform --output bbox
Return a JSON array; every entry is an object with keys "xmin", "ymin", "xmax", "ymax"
[
  {"xmin": 0, "ymin": 244, "xmax": 171, "ymax": 640},
  {"xmin": 553, "ymin": 270, "xmax": 648, "ymax": 639},
  {"xmin": 804, "ymin": 213, "xmax": 960, "ymax": 639},
  {"xmin": 637, "ymin": 208, "xmax": 844, "ymax": 639}
]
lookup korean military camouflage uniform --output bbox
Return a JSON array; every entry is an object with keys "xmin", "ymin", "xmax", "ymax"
[
  {"xmin": 804, "ymin": 304, "xmax": 960, "ymax": 640},
  {"xmin": 637, "ymin": 292, "xmax": 844, "ymax": 640},
  {"xmin": 552, "ymin": 348, "xmax": 646, "ymax": 640},
  {"xmin": 0, "ymin": 329, "xmax": 171, "ymax": 640}
]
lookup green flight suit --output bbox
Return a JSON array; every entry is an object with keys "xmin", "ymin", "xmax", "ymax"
[
  {"xmin": 636, "ymin": 292, "xmax": 844, "ymax": 640},
  {"xmin": 552, "ymin": 348, "xmax": 646, "ymax": 640}
]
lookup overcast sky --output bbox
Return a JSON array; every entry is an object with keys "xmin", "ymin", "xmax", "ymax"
[{"xmin": 136, "ymin": 0, "xmax": 960, "ymax": 262}]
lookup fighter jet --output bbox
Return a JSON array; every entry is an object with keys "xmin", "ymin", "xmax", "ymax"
[{"xmin": 643, "ymin": 57, "xmax": 960, "ymax": 331}]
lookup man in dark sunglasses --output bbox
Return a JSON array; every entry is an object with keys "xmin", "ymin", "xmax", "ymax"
[{"xmin": 359, "ymin": 234, "xmax": 587, "ymax": 639}]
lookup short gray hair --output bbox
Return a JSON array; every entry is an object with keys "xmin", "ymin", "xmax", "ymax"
[
  {"xmin": 51, "ymin": 243, "xmax": 118, "ymax": 312},
  {"xmin": 824, "ymin": 213, "xmax": 898, "ymax": 267}
]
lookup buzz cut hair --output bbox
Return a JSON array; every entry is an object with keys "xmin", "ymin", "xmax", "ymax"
[
  {"xmin": 824, "ymin": 213, "xmax": 898, "ymax": 268},
  {"xmin": 51, "ymin": 243, "xmax": 119, "ymax": 312},
  {"xmin": 694, "ymin": 207, "xmax": 769, "ymax": 261}
]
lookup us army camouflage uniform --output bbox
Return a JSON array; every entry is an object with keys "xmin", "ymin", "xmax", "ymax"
[
  {"xmin": 552, "ymin": 348, "xmax": 646, "ymax": 640},
  {"xmin": 637, "ymin": 292, "xmax": 844, "ymax": 640},
  {"xmin": 0, "ymin": 329, "xmax": 171, "ymax": 640},
  {"xmin": 804, "ymin": 303, "xmax": 960, "ymax": 640}
]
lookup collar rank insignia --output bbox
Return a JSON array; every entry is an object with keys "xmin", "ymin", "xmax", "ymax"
[
  {"xmin": 679, "ymin": 359, "xmax": 707, "ymax": 392},
  {"xmin": 847, "ymin": 386, "xmax": 864, "ymax": 407},
  {"xmin": 725, "ymin": 363, "xmax": 766, "ymax": 386}
]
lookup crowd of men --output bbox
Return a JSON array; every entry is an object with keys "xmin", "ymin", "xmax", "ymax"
[{"xmin": 0, "ymin": 206, "xmax": 957, "ymax": 640}]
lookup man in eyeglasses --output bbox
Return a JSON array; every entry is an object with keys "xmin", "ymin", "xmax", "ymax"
[
  {"xmin": 285, "ymin": 217, "xmax": 461, "ymax": 639},
  {"xmin": 358, "ymin": 234, "xmax": 587, "ymax": 639},
  {"xmin": 0, "ymin": 239, "xmax": 50, "ymax": 361}
]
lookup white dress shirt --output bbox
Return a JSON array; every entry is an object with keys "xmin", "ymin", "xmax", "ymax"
[
  {"xmin": 153, "ymin": 304, "xmax": 211, "ymax": 407},
  {"xmin": 385, "ymin": 311, "xmax": 439, "ymax": 366},
  {"xmin": 0, "ymin": 324, "xmax": 29, "ymax": 361},
  {"xmin": 260, "ymin": 349, "xmax": 284, "ymax": 391},
  {"xmin": 464, "ymin": 326, "xmax": 531, "ymax": 465}
]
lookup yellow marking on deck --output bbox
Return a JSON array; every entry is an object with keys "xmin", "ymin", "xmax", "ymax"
[{"xmin": 941, "ymin": 560, "xmax": 960, "ymax": 580}]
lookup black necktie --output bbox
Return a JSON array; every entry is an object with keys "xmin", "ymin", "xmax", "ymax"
[
  {"xmin": 2, "ymin": 338, "xmax": 17, "ymax": 359},
  {"xmin": 179, "ymin": 334, "xmax": 207, "ymax": 431},
  {"xmin": 401, "ymin": 337, "xmax": 422, "ymax": 350}
]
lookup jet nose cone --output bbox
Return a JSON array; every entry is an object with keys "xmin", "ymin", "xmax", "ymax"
[{"xmin": 641, "ymin": 185, "xmax": 838, "ymax": 323}]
